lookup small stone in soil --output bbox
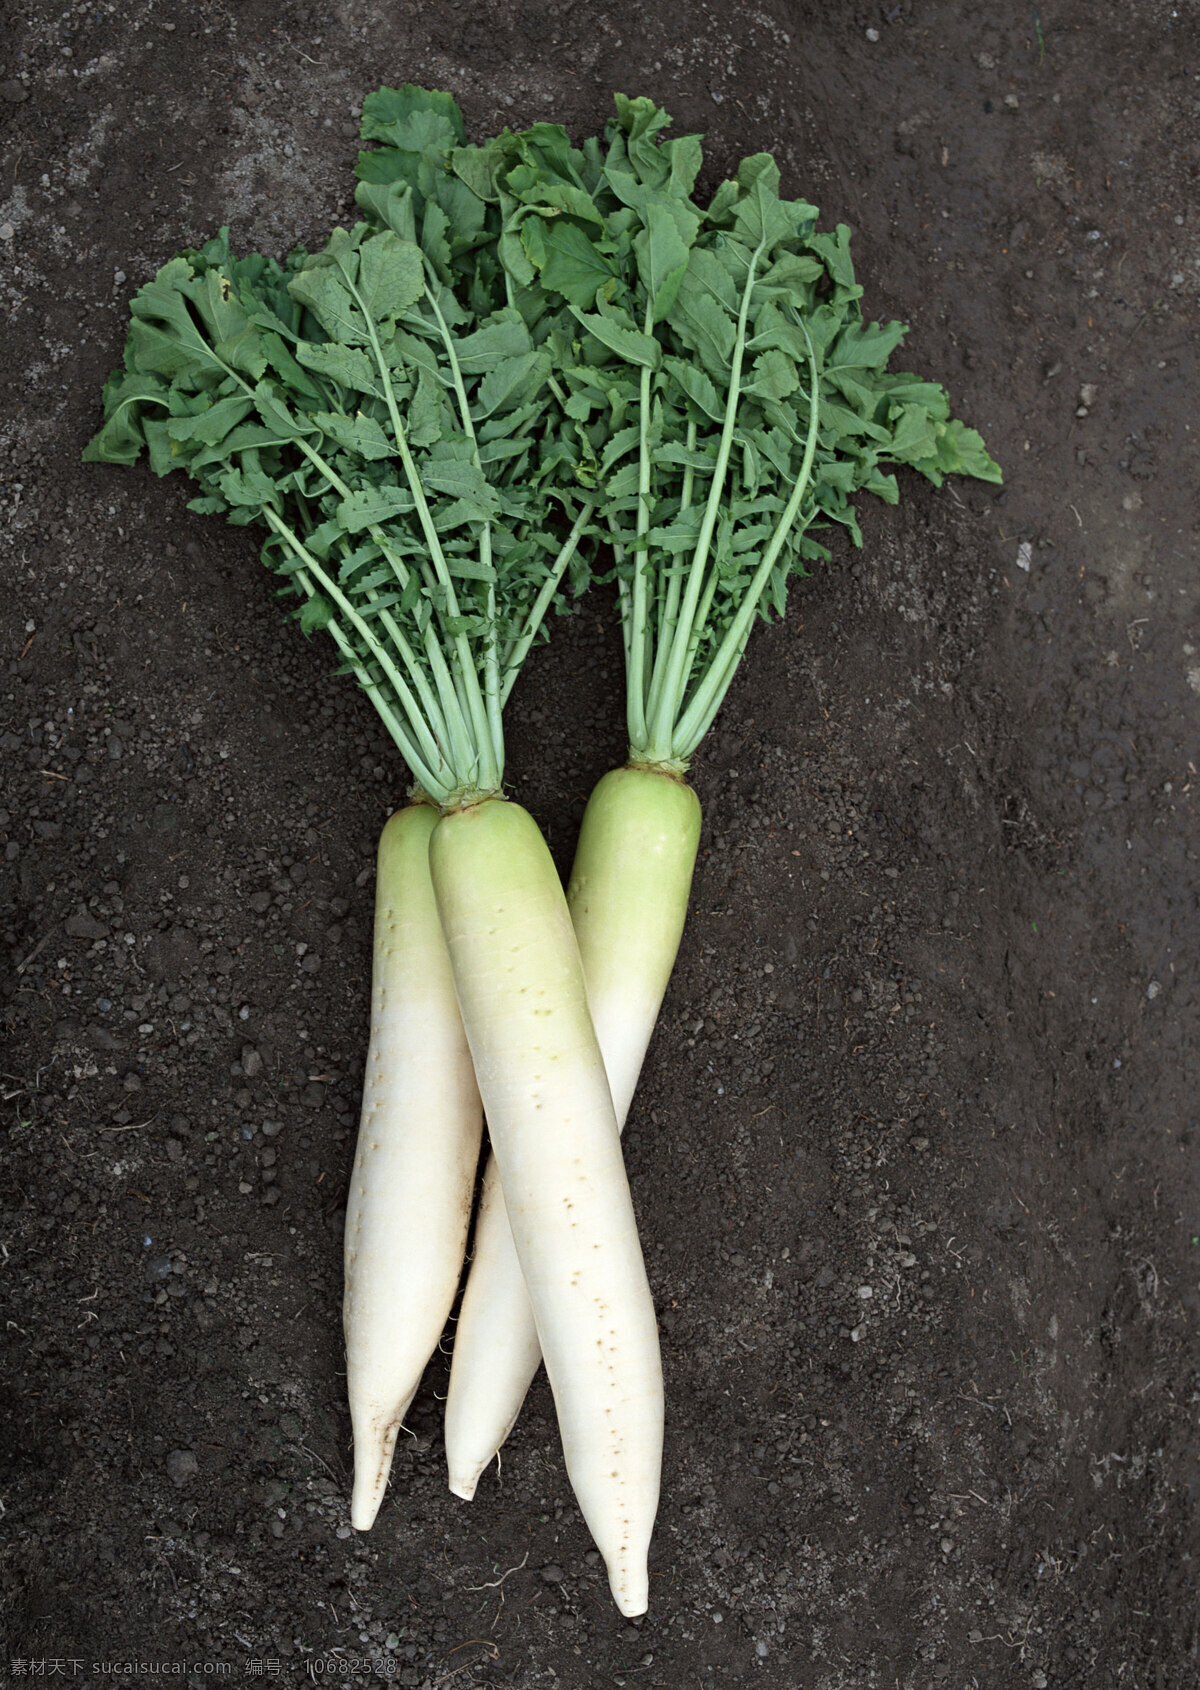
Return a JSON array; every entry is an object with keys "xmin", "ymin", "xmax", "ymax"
[{"xmin": 166, "ymin": 1449, "xmax": 198, "ymax": 1485}]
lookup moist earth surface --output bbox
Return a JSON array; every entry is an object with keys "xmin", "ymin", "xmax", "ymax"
[{"xmin": 1, "ymin": 2, "xmax": 1197, "ymax": 1686}]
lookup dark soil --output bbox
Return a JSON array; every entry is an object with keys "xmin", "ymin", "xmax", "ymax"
[{"xmin": 2, "ymin": 2, "xmax": 1197, "ymax": 1685}]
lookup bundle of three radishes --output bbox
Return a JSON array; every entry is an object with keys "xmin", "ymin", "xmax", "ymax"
[{"xmin": 86, "ymin": 85, "xmax": 998, "ymax": 1615}]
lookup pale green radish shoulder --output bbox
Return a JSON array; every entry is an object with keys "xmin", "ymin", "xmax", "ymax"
[{"xmin": 568, "ymin": 764, "xmax": 702, "ymax": 1124}]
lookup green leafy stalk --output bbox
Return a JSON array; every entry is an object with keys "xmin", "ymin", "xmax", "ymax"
[
  {"xmin": 672, "ymin": 321, "xmax": 822, "ymax": 757},
  {"xmin": 642, "ymin": 226, "xmax": 767, "ymax": 763},
  {"xmin": 84, "ymin": 89, "xmax": 595, "ymax": 809},
  {"xmin": 499, "ymin": 504, "xmax": 594, "ymax": 706},
  {"xmin": 496, "ymin": 96, "xmax": 1001, "ymax": 771}
]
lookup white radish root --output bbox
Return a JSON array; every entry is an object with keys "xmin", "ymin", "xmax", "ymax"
[
  {"xmin": 343, "ymin": 802, "xmax": 483, "ymax": 1531},
  {"xmin": 430, "ymin": 794, "xmax": 664, "ymax": 1616}
]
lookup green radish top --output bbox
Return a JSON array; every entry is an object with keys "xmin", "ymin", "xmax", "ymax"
[
  {"xmin": 488, "ymin": 94, "xmax": 1002, "ymax": 770},
  {"xmin": 83, "ymin": 86, "xmax": 592, "ymax": 810}
]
